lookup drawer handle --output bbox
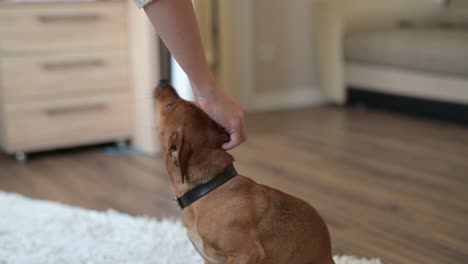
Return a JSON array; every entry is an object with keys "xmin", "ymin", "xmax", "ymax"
[
  {"xmin": 37, "ymin": 13, "xmax": 101, "ymax": 23},
  {"xmin": 41, "ymin": 59, "xmax": 105, "ymax": 71},
  {"xmin": 45, "ymin": 103, "xmax": 106, "ymax": 116}
]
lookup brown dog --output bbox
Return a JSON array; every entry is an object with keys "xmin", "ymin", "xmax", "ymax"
[{"xmin": 154, "ymin": 81, "xmax": 334, "ymax": 264}]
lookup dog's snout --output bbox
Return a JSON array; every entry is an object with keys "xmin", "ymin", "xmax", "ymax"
[
  {"xmin": 159, "ymin": 79, "xmax": 170, "ymax": 86},
  {"xmin": 154, "ymin": 79, "xmax": 180, "ymax": 101},
  {"xmin": 155, "ymin": 79, "xmax": 170, "ymax": 93}
]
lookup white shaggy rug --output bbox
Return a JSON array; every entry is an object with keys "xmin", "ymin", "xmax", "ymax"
[{"xmin": 0, "ymin": 191, "xmax": 382, "ymax": 264}]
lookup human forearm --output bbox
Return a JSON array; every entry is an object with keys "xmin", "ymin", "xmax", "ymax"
[{"xmin": 143, "ymin": 0, "xmax": 214, "ymax": 91}]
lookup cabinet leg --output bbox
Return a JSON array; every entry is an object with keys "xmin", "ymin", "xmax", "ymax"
[{"xmin": 15, "ymin": 152, "xmax": 28, "ymax": 162}]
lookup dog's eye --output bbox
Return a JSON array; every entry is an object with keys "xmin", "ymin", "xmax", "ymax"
[{"xmin": 166, "ymin": 101, "xmax": 175, "ymax": 111}]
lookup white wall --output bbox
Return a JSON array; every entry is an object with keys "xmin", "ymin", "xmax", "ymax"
[
  {"xmin": 171, "ymin": 57, "xmax": 195, "ymax": 102},
  {"xmin": 219, "ymin": 0, "xmax": 324, "ymax": 111}
]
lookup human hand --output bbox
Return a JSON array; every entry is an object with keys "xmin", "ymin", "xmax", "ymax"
[{"xmin": 193, "ymin": 84, "xmax": 247, "ymax": 150}]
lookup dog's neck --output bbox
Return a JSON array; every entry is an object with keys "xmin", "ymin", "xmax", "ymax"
[
  {"xmin": 172, "ymin": 167, "xmax": 229, "ymax": 197},
  {"xmin": 175, "ymin": 158, "xmax": 234, "ymax": 196},
  {"xmin": 173, "ymin": 180, "xmax": 201, "ymax": 197},
  {"xmin": 172, "ymin": 164, "xmax": 237, "ymax": 209}
]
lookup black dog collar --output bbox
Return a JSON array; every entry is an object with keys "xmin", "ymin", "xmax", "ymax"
[{"xmin": 174, "ymin": 164, "xmax": 238, "ymax": 210}]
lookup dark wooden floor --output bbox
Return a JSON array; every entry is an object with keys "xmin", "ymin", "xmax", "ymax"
[{"xmin": 1, "ymin": 106, "xmax": 467, "ymax": 264}]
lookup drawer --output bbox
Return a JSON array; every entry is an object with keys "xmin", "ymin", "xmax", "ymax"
[
  {"xmin": 3, "ymin": 93, "xmax": 131, "ymax": 153},
  {"xmin": 0, "ymin": 2, "xmax": 127, "ymax": 53},
  {"xmin": 1, "ymin": 50, "xmax": 129, "ymax": 100}
]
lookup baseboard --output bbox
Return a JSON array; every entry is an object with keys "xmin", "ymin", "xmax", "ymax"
[
  {"xmin": 347, "ymin": 88, "xmax": 468, "ymax": 124},
  {"xmin": 247, "ymin": 87, "xmax": 326, "ymax": 112}
]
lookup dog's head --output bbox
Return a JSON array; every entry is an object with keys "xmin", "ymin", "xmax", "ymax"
[{"xmin": 154, "ymin": 81, "xmax": 234, "ymax": 187}]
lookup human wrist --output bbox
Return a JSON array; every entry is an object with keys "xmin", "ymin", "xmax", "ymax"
[{"xmin": 191, "ymin": 74, "xmax": 220, "ymax": 102}]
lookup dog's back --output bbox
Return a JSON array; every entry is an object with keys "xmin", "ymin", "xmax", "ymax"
[
  {"xmin": 257, "ymin": 182, "xmax": 334, "ymax": 263},
  {"xmin": 189, "ymin": 175, "xmax": 334, "ymax": 264}
]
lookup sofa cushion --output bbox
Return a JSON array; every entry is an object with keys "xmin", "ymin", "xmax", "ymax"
[
  {"xmin": 344, "ymin": 27, "xmax": 468, "ymax": 77},
  {"xmin": 441, "ymin": 0, "xmax": 468, "ymax": 24}
]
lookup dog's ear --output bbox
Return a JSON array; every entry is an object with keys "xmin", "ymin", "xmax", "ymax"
[{"xmin": 167, "ymin": 125, "xmax": 191, "ymax": 184}]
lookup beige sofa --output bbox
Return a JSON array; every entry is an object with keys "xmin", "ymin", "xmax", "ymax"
[{"xmin": 314, "ymin": 0, "xmax": 468, "ymax": 105}]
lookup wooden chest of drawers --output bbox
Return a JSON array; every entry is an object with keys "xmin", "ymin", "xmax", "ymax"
[{"xmin": 0, "ymin": 2, "xmax": 132, "ymax": 159}]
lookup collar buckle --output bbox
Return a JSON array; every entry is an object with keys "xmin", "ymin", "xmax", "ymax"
[{"xmin": 173, "ymin": 197, "xmax": 183, "ymax": 209}]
